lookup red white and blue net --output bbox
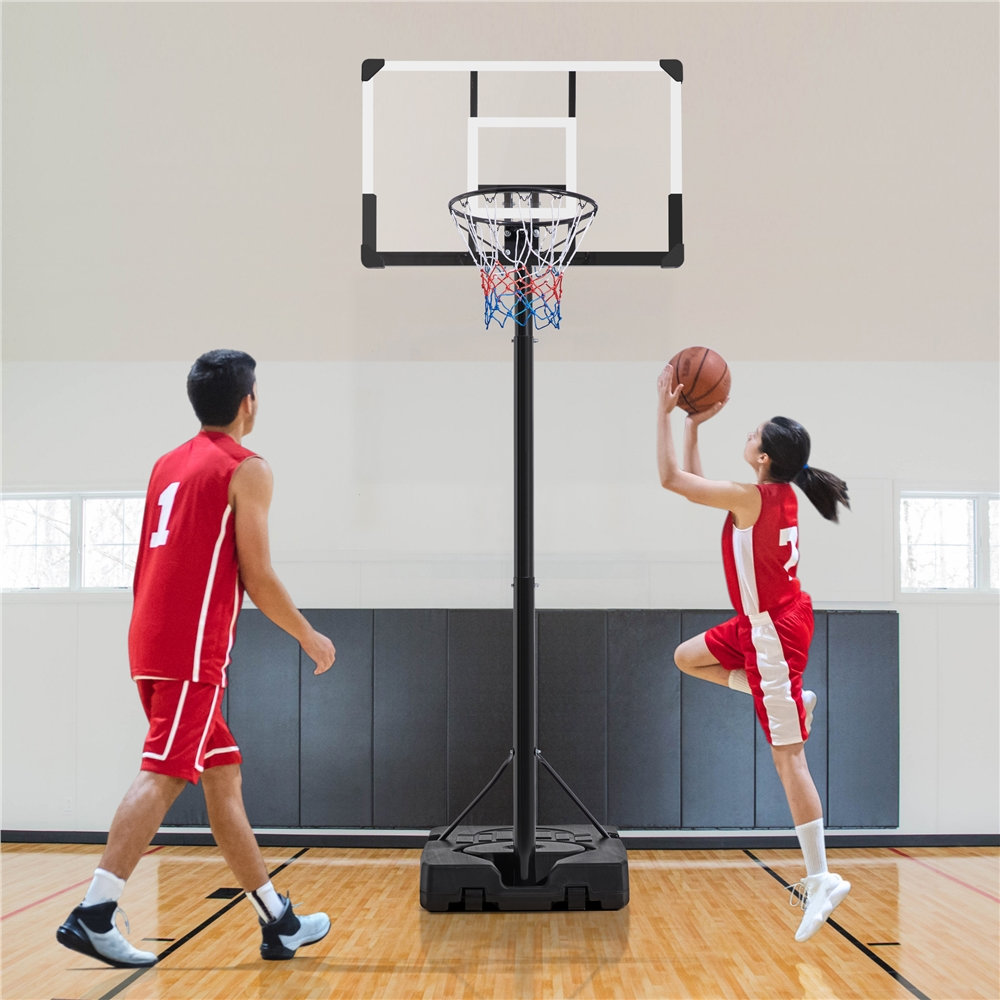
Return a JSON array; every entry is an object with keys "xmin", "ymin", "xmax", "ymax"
[{"xmin": 449, "ymin": 188, "xmax": 597, "ymax": 330}]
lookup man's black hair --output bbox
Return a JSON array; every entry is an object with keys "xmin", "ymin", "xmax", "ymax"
[{"xmin": 186, "ymin": 350, "xmax": 257, "ymax": 427}]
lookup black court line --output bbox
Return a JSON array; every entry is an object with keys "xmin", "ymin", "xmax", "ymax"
[
  {"xmin": 95, "ymin": 847, "xmax": 311, "ymax": 1000},
  {"xmin": 744, "ymin": 850, "xmax": 932, "ymax": 1000},
  {"xmin": 205, "ymin": 887, "xmax": 243, "ymax": 899}
]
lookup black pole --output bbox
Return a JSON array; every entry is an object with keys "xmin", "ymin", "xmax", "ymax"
[{"xmin": 512, "ymin": 297, "xmax": 537, "ymax": 885}]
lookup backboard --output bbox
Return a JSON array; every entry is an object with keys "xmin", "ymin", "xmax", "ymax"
[{"xmin": 361, "ymin": 60, "xmax": 683, "ymax": 268}]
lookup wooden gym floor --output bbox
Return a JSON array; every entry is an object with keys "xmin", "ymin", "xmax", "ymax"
[{"xmin": 1, "ymin": 843, "xmax": 997, "ymax": 1000}]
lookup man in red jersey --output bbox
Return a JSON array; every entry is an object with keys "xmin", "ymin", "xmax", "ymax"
[{"xmin": 58, "ymin": 350, "xmax": 337, "ymax": 968}]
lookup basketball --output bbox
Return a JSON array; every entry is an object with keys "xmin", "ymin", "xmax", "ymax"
[{"xmin": 667, "ymin": 346, "xmax": 731, "ymax": 414}]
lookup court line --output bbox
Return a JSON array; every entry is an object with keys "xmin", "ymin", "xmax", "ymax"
[
  {"xmin": 96, "ymin": 847, "xmax": 310, "ymax": 1000},
  {"xmin": 0, "ymin": 846, "xmax": 166, "ymax": 922},
  {"xmin": 744, "ymin": 850, "xmax": 932, "ymax": 1000},
  {"xmin": 889, "ymin": 846, "xmax": 1000, "ymax": 903}
]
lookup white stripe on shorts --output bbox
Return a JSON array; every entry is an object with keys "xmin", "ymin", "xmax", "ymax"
[
  {"xmin": 141, "ymin": 680, "xmax": 190, "ymax": 762},
  {"xmin": 193, "ymin": 686, "xmax": 221, "ymax": 773},
  {"xmin": 749, "ymin": 610, "xmax": 802, "ymax": 746}
]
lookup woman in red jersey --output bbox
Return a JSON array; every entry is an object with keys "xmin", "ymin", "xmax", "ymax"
[{"xmin": 656, "ymin": 362, "xmax": 852, "ymax": 943}]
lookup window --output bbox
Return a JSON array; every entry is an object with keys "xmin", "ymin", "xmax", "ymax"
[
  {"xmin": 1, "ymin": 493, "xmax": 144, "ymax": 591},
  {"xmin": 1, "ymin": 497, "xmax": 73, "ymax": 589},
  {"xmin": 900, "ymin": 492, "xmax": 999, "ymax": 592},
  {"xmin": 82, "ymin": 496, "xmax": 146, "ymax": 588},
  {"xmin": 990, "ymin": 498, "xmax": 1000, "ymax": 590}
]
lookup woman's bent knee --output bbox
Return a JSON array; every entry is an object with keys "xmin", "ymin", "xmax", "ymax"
[{"xmin": 674, "ymin": 634, "xmax": 713, "ymax": 672}]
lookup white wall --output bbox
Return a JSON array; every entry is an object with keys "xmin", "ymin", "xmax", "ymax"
[
  {"xmin": 2, "ymin": 1, "xmax": 997, "ymax": 836},
  {"xmin": 5, "ymin": 358, "xmax": 996, "ymax": 607},
  {"xmin": 3, "ymin": 359, "xmax": 998, "ymax": 834}
]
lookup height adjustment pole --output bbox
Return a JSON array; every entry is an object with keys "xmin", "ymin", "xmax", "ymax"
[
  {"xmin": 512, "ymin": 297, "xmax": 538, "ymax": 885},
  {"xmin": 510, "ymin": 198, "xmax": 538, "ymax": 885}
]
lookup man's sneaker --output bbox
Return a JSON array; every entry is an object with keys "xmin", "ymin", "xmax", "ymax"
[
  {"xmin": 802, "ymin": 690, "xmax": 817, "ymax": 735},
  {"xmin": 56, "ymin": 901, "xmax": 158, "ymax": 968},
  {"xmin": 259, "ymin": 895, "xmax": 330, "ymax": 960},
  {"xmin": 790, "ymin": 872, "xmax": 851, "ymax": 942}
]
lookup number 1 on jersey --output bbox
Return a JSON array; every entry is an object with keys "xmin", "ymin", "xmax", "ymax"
[{"xmin": 150, "ymin": 482, "xmax": 180, "ymax": 548}]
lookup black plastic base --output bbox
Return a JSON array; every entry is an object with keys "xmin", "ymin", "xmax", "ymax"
[{"xmin": 420, "ymin": 825, "xmax": 629, "ymax": 911}]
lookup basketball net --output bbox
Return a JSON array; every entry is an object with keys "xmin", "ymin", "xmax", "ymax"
[{"xmin": 449, "ymin": 188, "xmax": 597, "ymax": 330}]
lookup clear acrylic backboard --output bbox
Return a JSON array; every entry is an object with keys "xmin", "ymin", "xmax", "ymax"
[{"xmin": 361, "ymin": 60, "xmax": 683, "ymax": 268}]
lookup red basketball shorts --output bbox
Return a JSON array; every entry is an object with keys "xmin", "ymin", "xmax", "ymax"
[
  {"xmin": 704, "ymin": 594, "xmax": 814, "ymax": 747},
  {"xmin": 136, "ymin": 679, "xmax": 242, "ymax": 783}
]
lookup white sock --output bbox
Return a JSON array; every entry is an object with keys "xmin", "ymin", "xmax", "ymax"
[
  {"xmin": 795, "ymin": 818, "xmax": 828, "ymax": 878},
  {"xmin": 727, "ymin": 669, "xmax": 752, "ymax": 695},
  {"xmin": 247, "ymin": 881, "xmax": 284, "ymax": 922},
  {"xmin": 83, "ymin": 868, "xmax": 125, "ymax": 907}
]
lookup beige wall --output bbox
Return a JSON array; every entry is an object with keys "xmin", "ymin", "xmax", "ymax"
[{"xmin": 3, "ymin": 2, "xmax": 997, "ymax": 363}]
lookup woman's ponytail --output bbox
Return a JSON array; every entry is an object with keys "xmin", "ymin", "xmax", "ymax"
[
  {"xmin": 762, "ymin": 417, "xmax": 850, "ymax": 522},
  {"xmin": 793, "ymin": 464, "xmax": 850, "ymax": 522}
]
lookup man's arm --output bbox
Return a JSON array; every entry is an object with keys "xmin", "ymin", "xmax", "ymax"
[{"xmin": 230, "ymin": 457, "xmax": 336, "ymax": 675}]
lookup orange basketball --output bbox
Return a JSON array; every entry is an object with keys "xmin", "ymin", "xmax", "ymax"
[{"xmin": 667, "ymin": 346, "xmax": 731, "ymax": 414}]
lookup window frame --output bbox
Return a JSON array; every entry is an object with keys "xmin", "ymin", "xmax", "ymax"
[
  {"xmin": 896, "ymin": 485, "xmax": 999, "ymax": 597},
  {"xmin": 2, "ymin": 491, "xmax": 145, "ymax": 593}
]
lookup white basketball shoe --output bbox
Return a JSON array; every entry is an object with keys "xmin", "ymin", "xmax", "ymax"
[
  {"xmin": 259, "ymin": 895, "xmax": 331, "ymax": 960},
  {"xmin": 790, "ymin": 872, "xmax": 851, "ymax": 942},
  {"xmin": 57, "ymin": 901, "xmax": 158, "ymax": 968}
]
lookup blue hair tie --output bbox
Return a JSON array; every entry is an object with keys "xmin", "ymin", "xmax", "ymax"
[{"xmin": 802, "ymin": 463, "xmax": 810, "ymax": 471}]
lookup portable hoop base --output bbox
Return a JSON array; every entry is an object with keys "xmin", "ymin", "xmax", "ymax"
[{"xmin": 420, "ymin": 826, "xmax": 628, "ymax": 912}]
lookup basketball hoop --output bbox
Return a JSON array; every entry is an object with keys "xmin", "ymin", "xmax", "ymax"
[{"xmin": 449, "ymin": 186, "xmax": 597, "ymax": 330}]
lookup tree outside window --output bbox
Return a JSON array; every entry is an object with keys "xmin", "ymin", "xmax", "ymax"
[
  {"xmin": 2, "ymin": 494, "xmax": 143, "ymax": 590},
  {"xmin": 1, "ymin": 498, "xmax": 72, "ymax": 589},
  {"xmin": 900, "ymin": 493, "xmax": 998, "ymax": 592},
  {"xmin": 82, "ymin": 497, "xmax": 145, "ymax": 588}
]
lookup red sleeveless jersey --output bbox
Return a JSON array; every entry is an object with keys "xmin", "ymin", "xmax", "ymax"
[
  {"xmin": 720, "ymin": 482, "xmax": 802, "ymax": 617},
  {"xmin": 129, "ymin": 431, "xmax": 258, "ymax": 687}
]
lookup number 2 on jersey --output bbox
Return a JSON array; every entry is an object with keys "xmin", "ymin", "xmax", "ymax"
[
  {"xmin": 150, "ymin": 481, "xmax": 180, "ymax": 548},
  {"xmin": 779, "ymin": 525, "xmax": 799, "ymax": 578}
]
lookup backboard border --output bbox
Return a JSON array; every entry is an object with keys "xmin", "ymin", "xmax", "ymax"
[{"xmin": 360, "ymin": 59, "xmax": 683, "ymax": 269}]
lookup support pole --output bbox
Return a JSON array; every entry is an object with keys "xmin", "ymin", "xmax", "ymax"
[{"xmin": 512, "ymin": 303, "xmax": 537, "ymax": 885}]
